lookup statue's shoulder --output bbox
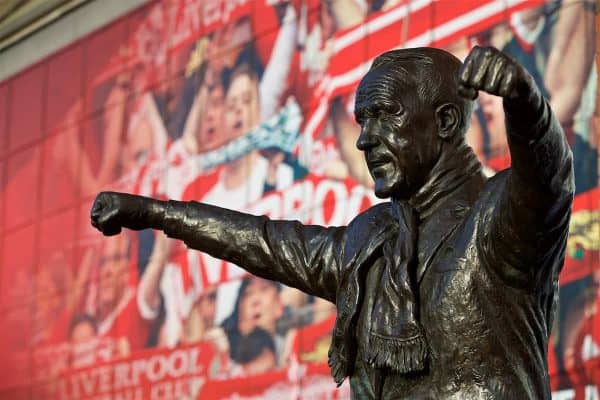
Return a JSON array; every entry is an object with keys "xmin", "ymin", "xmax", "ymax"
[
  {"xmin": 346, "ymin": 202, "xmax": 395, "ymax": 237},
  {"xmin": 338, "ymin": 202, "xmax": 396, "ymax": 261},
  {"xmin": 475, "ymin": 169, "xmax": 512, "ymax": 210},
  {"xmin": 352, "ymin": 201, "xmax": 393, "ymax": 222},
  {"xmin": 482, "ymin": 169, "xmax": 511, "ymax": 194}
]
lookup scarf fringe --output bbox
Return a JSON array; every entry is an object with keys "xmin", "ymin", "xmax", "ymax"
[
  {"xmin": 366, "ymin": 334, "xmax": 428, "ymax": 373},
  {"xmin": 328, "ymin": 351, "xmax": 347, "ymax": 386}
]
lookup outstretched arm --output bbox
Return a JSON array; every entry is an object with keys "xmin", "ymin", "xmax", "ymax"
[
  {"xmin": 90, "ymin": 193, "xmax": 345, "ymax": 302},
  {"xmin": 459, "ymin": 46, "xmax": 574, "ymax": 284}
]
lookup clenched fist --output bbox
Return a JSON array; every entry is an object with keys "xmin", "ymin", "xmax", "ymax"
[
  {"xmin": 90, "ymin": 192, "xmax": 166, "ymax": 236},
  {"xmin": 458, "ymin": 46, "xmax": 534, "ymax": 100}
]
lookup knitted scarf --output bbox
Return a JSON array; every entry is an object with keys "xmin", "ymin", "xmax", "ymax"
[{"xmin": 364, "ymin": 199, "xmax": 425, "ymax": 372}]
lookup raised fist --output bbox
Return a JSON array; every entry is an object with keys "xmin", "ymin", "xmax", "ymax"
[
  {"xmin": 90, "ymin": 192, "xmax": 162, "ymax": 236},
  {"xmin": 458, "ymin": 46, "xmax": 532, "ymax": 100}
]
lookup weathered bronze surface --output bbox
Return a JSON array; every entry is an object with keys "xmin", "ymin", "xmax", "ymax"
[{"xmin": 91, "ymin": 46, "xmax": 574, "ymax": 399}]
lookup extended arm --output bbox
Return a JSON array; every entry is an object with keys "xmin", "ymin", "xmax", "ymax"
[
  {"xmin": 90, "ymin": 193, "xmax": 345, "ymax": 302},
  {"xmin": 501, "ymin": 68, "xmax": 574, "ymax": 280},
  {"xmin": 459, "ymin": 46, "xmax": 574, "ymax": 282},
  {"xmin": 503, "ymin": 73, "xmax": 574, "ymax": 212}
]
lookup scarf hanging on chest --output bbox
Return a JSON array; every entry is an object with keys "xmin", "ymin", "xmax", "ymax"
[{"xmin": 364, "ymin": 200, "xmax": 426, "ymax": 372}]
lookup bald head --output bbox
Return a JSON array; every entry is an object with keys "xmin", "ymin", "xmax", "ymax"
[{"xmin": 356, "ymin": 47, "xmax": 473, "ymax": 136}]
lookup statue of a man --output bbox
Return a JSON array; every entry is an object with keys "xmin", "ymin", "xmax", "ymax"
[{"xmin": 90, "ymin": 46, "xmax": 573, "ymax": 399}]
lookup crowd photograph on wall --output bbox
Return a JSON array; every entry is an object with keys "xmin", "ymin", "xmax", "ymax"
[{"xmin": 0, "ymin": 0, "xmax": 597, "ymax": 398}]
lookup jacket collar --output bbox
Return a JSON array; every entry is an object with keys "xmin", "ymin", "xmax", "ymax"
[
  {"xmin": 405, "ymin": 142, "xmax": 486, "ymax": 283},
  {"xmin": 407, "ymin": 141, "xmax": 483, "ymax": 221}
]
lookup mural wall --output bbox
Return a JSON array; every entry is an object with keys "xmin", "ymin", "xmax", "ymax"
[{"xmin": 0, "ymin": 0, "xmax": 597, "ymax": 398}]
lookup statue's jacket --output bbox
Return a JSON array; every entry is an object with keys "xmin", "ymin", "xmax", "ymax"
[{"xmin": 163, "ymin": 91, "xmax": 574, "ymax": 399}]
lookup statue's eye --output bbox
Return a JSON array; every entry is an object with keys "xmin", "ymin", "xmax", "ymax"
[
  {"xmin": 382, "ymin": 103, "xmax": 402, "ymax": 116},
  {"xmin": 355, "ymin": 108, "xmax": 373, "ymax": 124}
]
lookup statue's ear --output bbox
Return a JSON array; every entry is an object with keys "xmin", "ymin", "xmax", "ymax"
[{"xmin": 434, "ymin": 103, "xmax": 461, "ymax": 139}]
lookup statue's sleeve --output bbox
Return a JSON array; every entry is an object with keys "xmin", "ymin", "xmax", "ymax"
[
  {"xmin": 161, "ymin": 201, "xmax": 346, "ymax": 303},
  {"xmin": 484, "ymin": 85, "xmax": 575, "ymax": 288}
]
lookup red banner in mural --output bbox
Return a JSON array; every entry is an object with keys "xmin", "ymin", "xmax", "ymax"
[{"xmin": 0, "ymin": 0, "xmax": 597, "ymax": 398}]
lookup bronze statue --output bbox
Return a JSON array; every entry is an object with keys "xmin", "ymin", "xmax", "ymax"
[{"xmin": 90, "ymin": 46, "xmax": 574, "ymax": 399}]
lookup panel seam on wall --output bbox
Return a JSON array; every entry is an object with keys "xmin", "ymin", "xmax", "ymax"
[{"xmin": 0, "ymin": 0, "xmax": 150, "ymax": 82}]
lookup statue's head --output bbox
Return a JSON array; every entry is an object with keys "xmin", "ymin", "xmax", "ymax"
[{"xmin": 355, "ymin": 47, "xmax": 473, "ymax": 199}]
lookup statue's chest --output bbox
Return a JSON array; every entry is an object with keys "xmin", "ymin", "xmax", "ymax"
[
  {"xmin": 416, "ymin": 217, "xmax": 499, "ymax": 360},
  {"xmin": 418, "ymin": 216, "xmax": 488, "ymax": 323}
]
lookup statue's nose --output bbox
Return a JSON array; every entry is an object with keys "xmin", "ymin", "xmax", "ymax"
[{"xmin": 356, "ymin": 124, "xmax": 379, "ymax": 151}]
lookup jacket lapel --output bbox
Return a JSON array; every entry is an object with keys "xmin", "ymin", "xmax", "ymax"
[
  {"xmin": 416, "ymin": 215, "xmax": 464, "ymax": 284},
  {"xmin": 349, "ymin": 210, "xmax": 398, "ymax": 270},
  {"xmin": 414, "ymin": 171, "xmax": 485, "ymax": 285}
]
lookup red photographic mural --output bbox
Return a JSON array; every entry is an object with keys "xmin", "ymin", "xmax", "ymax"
[{"xmin": 0, "ymin": 0, "xmax": 597, "ymax": 398}]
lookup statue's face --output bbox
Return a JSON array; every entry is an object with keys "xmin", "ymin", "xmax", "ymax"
[{"xmin": 354, "ymin": 67, "xmax": 440, "ymax": 199}]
